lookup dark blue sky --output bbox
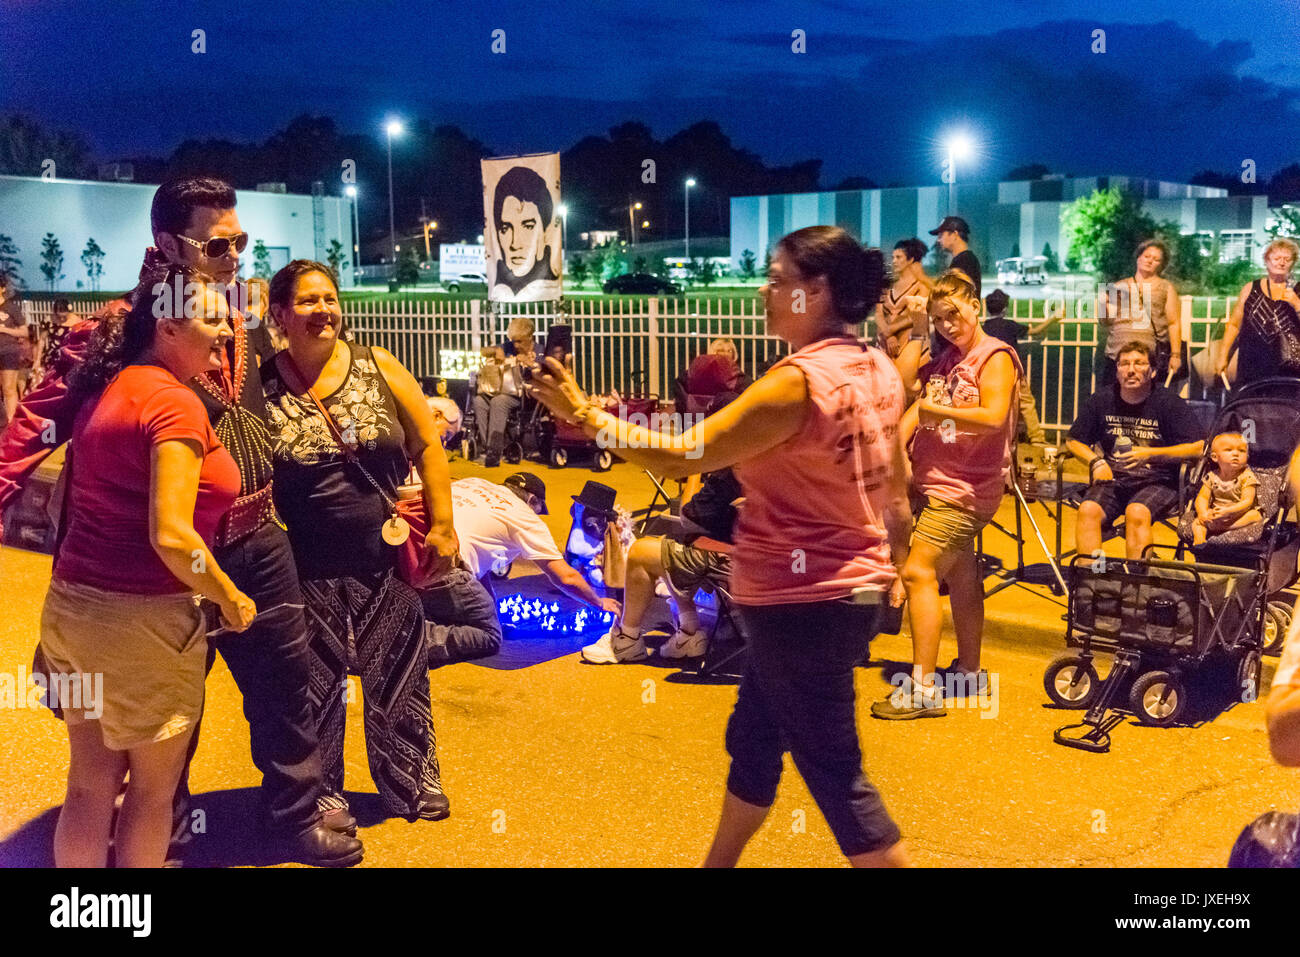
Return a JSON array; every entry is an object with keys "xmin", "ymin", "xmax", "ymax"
[{"xmin": 3, "ymin": 0, "xmax": 1298, "ymax": 186}]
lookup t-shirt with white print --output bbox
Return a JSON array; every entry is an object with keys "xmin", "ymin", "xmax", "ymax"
[{"xmin": 451, "ymin": 477, "xmax": 562, "ymax": 578}]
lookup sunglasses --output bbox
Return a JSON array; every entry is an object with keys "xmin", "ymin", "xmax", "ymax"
[{"xmin": 177, "ymin": 232, "xmax": 249, "ymax": 258}]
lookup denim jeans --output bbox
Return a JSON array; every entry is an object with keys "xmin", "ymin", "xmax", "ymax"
[{"xmin": 421, "ymin": 566, "xmax": 503, "ymax": 666}]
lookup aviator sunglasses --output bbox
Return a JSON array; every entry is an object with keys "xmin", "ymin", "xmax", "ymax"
[{"xmin": 176, "ymin": 232, "xmax": 250, "ymax": 258}]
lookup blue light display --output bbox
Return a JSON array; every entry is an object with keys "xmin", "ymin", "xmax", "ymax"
[{"xmin": 497, "ymin": 593, "xmax": 616, "ymax": 636}]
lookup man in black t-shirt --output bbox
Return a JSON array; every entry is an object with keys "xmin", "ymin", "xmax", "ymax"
[
  {"xmin": 1066, "ymin": 340, "xmax": 1205, "ymax": 559},
  {"xmin": 930, "ymin": 216, "xmax": 982, "ymax": 299}
]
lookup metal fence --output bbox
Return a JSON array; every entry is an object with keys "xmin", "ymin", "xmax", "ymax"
[{"xmin": 22, "ymin": 291, "xmax": 1242, "ymax": 439}]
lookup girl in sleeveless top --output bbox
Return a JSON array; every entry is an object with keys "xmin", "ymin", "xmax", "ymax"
[
  {"xmin": 872, "ymin": 271, "xmax": 1022, "ymax": 719},
  {"xmin": 264, "ymin": 261, "xmax": 458, "ymax": 824},
  {"xmin": 874, "ymin": 238, "xmax": 932, "ymax": 400},
  {"xmin": 531, "ymin": 226, "xmax": 914, "ymax": 868},
  {"xmin": 1218, "ymin": 239, "xmax": 1300, "ymax": 386}
]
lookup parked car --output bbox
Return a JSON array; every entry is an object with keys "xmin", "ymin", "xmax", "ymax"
[
  {"xmin": 443, "ymin": 272, "xmax": 489, "ymax": 293},
  {"xmin": 602, "ymin": 273, "xmax": 681, "ymax": 295}
]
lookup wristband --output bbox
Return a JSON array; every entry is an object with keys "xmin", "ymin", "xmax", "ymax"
[{"xmin": 1088, "ymin": 457, "xmax": 1104, "ymax": 476}]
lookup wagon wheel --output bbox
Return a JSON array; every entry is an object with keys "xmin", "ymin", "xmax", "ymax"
[
  {"xmin": 593, "ymin": 448, "xmax": 614, "ymax": 472},
  {"xmin": 1043, "ymin": 654, "xmax": 1100, "ymax": 709},
  {"xmin": 1236, "ymin": 649, "xmax": 1262, "ymax": 704},
  {"xmin": 1263, "ymin": 601, "xmax": 1293, "ymax": 657},
  {"xmin": 1128, "ymin": 670, "xmax": 1187, "ymax": 727},
  {"xmin": 549, "ymin": 447, "xmax": 569, "ymax": 469}
]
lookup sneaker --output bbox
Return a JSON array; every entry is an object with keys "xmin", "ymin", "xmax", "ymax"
[
  {"xmin": 657, "ymin": 628, "xmax": 708, "ymax": 659},
  {"xmin": 870, "ymin": 682, "xmax": 946, "ymax": 720},
  {"xmin": 581, "ymin": 627, "xmax": 647, "ymax": 664},
  {"xmin": 943, "ymin": 660, "xmax": 990, "ymax": 696}
]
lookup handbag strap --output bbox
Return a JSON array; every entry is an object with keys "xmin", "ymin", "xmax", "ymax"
[{"xmin": 278, "ymin": 350, "xmax": 399, "ymax": 514}]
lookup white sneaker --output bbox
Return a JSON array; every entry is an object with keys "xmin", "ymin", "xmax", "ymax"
[
  {"xmin": 581, "ymin": 627, "xmax": 648, "ymax": 664},
  {"xmin": 657, "ymin": 628, "xmax": 708, "ymax": 659}
]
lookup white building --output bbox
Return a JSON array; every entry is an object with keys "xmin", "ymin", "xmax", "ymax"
[{"xmin": 0, "ymin": 174, "xmax": 356, "ymax": 291}]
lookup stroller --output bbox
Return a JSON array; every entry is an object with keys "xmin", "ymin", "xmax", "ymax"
[{"xmin": 1049, "ymin": 377, "xmax": 1300, "ymax": 752}]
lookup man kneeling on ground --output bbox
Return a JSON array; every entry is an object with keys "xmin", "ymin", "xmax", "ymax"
[{"xmin": 1066, "ymin": 340, "xmax": 1204, "ymax": 560}]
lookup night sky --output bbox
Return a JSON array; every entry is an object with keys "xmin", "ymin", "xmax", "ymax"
[{"xmin": 2, "ymin": 0, "xmax": 1298, "ymax": 186}]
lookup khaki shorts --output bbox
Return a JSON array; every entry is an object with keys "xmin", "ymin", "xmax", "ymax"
[
  {"xmin": 912, "ymin": 497, "xmax": 990, "ymax": 553},
  {"xmin": 39, "ymin": 579, "xmax": 208, "ymax": 750}
]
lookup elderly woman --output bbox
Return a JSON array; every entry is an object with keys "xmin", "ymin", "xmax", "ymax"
[
  {"xmin": 1095, "ymin": 239, "xmax": 1182, "ymax": 385},
  {"xmin": 874, "ymin": 238, "xmax": 932, "ymax": 399},
  {"xmin": 872, "ymin": 271, "xmax": 1021, "ymax": 719},
  {"xmin": 41, "ymin": 264, "xmax": 255, "ymax": 867},
  {"xmin": 1217, "ymin": 238, "xmax": 1300, "ymax": 386},
  {"xmin": 263, "ymin": 260, "xmax": 458, "ymax": 823},
  {"xmin": 474, "ymin": 315, "xmax": 535, "ymax": 467},
  {"xmin": 531, "ymin": 226, "xmax": 913, "ymax": 867}
]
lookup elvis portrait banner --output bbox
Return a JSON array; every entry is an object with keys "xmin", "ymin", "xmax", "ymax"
[{"xmin": 481, "ymin": 152, "xmax": 562, "ymax": 303}]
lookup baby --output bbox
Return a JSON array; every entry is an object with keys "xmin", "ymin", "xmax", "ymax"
[{"xmin": 1192, "ymin": 432, "xmax": 1264, "ymax": 545}]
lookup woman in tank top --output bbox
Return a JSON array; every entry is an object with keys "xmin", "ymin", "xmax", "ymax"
[
  {"xmin": 871, "ymin": 271, "xmax": 1022, "ymax": 720},
  {"xmin": 263, "ymin": 260, "xmax": 458, "ymax": 825},
  {"xmin": 530, "ymin": 226, "xmax": 914, "ymax": 867},
  {"xmin": 1095, "ymin": 239, "xmax": 1182, "ymax": 385},
  {"xmin": 874, "ymin": 238, "xmax": 932, "ymax": 400},
  {"xmin": 1217, "ymin": 238, "xmax": 1300, "ymax": 386}
]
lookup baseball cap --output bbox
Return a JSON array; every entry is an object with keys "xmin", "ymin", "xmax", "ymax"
[
  {"xmin": 929, "ymin": 216, "xmax": 970, "ymax": 239},
  {"xmin": 504, "ymin": 472, "xmax": 548, "ymax": 513}
]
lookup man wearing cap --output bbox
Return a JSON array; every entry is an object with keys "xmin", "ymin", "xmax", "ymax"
[
  {"xmin": 930, "ymin": 216, "xmax": 982, "ymax": 300},
  {"xmin": 449, "ymin": 473, "xmax": 620, "ymax": 614}
]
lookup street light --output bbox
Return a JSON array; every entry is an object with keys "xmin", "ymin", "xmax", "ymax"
[
  {"xmin": 943, "ymin": 132, "xmax": 975, "ymax": 217},
  {"xmin": 345, "ymin": 186, "xmax": 359, "ymax": 270},
  {"xmin": 628, "ymin": 201, "xmax": 643, "ymax": 245},
  {"xmin": 684, "ymin": 178, "xmax": 697, "ymax": 259},
  {"xmin": 421, "ymin": 220, "xmax": 438, "ymax": 259},
  {"xmin": 557, "ymin": 203, "xmax": 569, "ymax": 254},
  {"xmin": 384, "ymin": 119, "xmax": 403, "ymax": 264}
]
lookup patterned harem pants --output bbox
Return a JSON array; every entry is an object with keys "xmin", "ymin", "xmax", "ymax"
[{"xmin": 301, "ymin": 570, "xmax": 441, "ymax": 817}]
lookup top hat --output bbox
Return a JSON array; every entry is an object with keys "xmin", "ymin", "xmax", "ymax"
[{"xmin": 571, "ymin": 481, "xmax": 618, "ymax": 518}]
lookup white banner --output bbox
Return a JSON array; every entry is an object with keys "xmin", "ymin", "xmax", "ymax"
[{"xmin": 481, "ymin": 152, "xmax": 562, "ymax": 302}]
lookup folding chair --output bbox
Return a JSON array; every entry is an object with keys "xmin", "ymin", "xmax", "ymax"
[{"xmin": 688, "ymin": 537, "xmax": 749, "ymax": 679}]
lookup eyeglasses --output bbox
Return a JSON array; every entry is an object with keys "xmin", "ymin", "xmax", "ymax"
[{"xmin": 176, "ymin": 232, "xmax": 249, "ymax": 259}]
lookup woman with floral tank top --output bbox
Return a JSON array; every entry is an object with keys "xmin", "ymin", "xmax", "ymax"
[{"xmin": 530, "ymin": 226, "xmax": 914, "ymax": 867}]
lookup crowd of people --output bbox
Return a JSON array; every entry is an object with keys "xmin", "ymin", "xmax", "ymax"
[{"xmin": 2, "ymin": 175, "xmax": 1299, "ymax": 869}]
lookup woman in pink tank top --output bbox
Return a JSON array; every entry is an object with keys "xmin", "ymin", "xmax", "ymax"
[
  {"xmin": 529, "ymin": 226, "xmax": 913, "ymax": 867},
  {"xmin": 871, "ymin": 271, "xmax": 1022, "ymax": 719}
]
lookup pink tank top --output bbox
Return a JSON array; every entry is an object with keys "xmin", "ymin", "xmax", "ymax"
[
  {"xmin": 911, "ymin": 334, "xmax": 1022, "ymax": 517},
  {"xmin": 731, "ymin": 337, "xmax": 905, "ymax": 605}
]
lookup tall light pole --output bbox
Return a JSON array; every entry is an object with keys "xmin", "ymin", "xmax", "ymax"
[
  {"xmin": 684, "ymin": 178, "xmax": 696, "ymax": 259},
  {"xmin": 557, "ymin": 203, "xmax": 569, "ymax": 255},
  {"xmin": 385, "ymin": 120, "xmax": 403, "ymax": 264},
  {"xmin": 628, "ymin": 201, "xmax": 642, "ymax": 245},
  {"xmin": 943, "ymin": 132, "xmax": 974, "ymax": 218},
  {"xmin": 345, "ymin": 186, "xmax": 359, "ymax": 270}
]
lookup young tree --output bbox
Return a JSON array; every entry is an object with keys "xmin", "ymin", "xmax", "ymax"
[
  {"xmin": 568, "ymin": 254, "xmax": 589, "ymax": 288},
  {"xmin": 395, "ymin": 244, "xmax": 420, "ymax": 286},
  {"xmin": 695, "ymin": 259, "xmax": 719, "ymax": 288},
  {"xmin": 325, "ymin": 239, "xmax": 344, "ymax": 284},
  {"xmin": 632, "ymin": 255, "xmax": 647, "ymax": 274},
  {"xmin": 652, "ymin": 257, "xmax": 673, "ymax": 282},
  {"xmin": 0, "ymin": 234, "xmax": 22, "ymax": 287},
  {"xmin": 739, "ymin": 248, "xmax": 757, "ymax": 279},
  {"xmin": 80, "ymin": 237, "xmax": 105, "ymax": 292},
  {"xmin": 39, "ymin": 233, "xmax": 64, "ymax": 291},
  {"xmin": 1040, "ymin": 242, "xmax": 1059, "ymax": 272},
  {"xmin": 1060, "ymin": 187, "xmax": 1157, "ymax": 282},
  {"xmin": 1267, "ymin": 205, "xmax": 1300, "ymax": 242},
  {"xmin": 1010, "ymin": 241, "xmax": 1021, "ymax": 259},
  {"xmin": 252, "ymin": 239, "xmax": 272, "ymax": 280}
]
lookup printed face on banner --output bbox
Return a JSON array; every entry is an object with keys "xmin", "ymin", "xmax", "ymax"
[{"xmin": 482, "ymin": 153, "xmax": 562, "ymax": 302}]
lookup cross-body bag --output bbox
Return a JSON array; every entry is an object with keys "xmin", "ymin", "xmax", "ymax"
[{"xmin": 279, "ymin": 353, "xmax": 439, "ymax": 589}]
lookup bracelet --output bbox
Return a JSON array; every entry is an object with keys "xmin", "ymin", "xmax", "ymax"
[{"xmin": 1088, "ymin": 457, "xmax": 1103, "ymax": 475}]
